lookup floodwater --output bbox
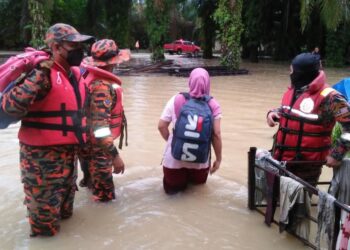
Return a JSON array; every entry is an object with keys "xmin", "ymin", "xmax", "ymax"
[{"xmin": 0, "ymin": 55, "xmax": 349, "ymax": 250}]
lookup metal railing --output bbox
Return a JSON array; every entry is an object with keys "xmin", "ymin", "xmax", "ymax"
[{"xmin": 248, "ymin": 147, "xmax": 350, "ymax": 249}]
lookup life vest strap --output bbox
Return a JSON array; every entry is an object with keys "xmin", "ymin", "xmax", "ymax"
[
  {"xmin": 22, "ymin": 121, "xmax": 87, "ymax": 133},
  {"xmin": 279, "ymin": 127, "xmax": 332, "ymax": 137},
  {"xmin": 26, "ymin": 110, "xmax": 78, "ymax": 118},
  {"xmin": 110, "ymin": 122, "xmax": 121, "ymax": 128},
  {"xmin": 275, "ymin": 144, "xmax": 330, "ymax": 152},
  {"xmin": 118, "ymin": 111, "xmax": 128, "ymax": 149},
  {"xmin": 111, "ymin": 113, "xmax": 121, "ymax": 119}
]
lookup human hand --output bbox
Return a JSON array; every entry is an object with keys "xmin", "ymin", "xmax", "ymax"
[
  {"xmin": 112, "ymin": 155, "xmax": 125, "ymax": 174},
  {"xmin": 267, "ymin": 112, "xmax": 280, "ymax": 127},
  {"xmin": 210, "ymin": 160, "xmax": 221, "ymax": 174},
  {"xmin": 325, "ymin": 155, "xmax": 341, "ymax": 168}
]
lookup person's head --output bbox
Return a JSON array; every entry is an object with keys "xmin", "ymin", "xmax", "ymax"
[
  {"xmin": 45, "ymin": 23, "xmax": 94, "ymax": 67},
  {"xmin": 188, "ymin": 68, "xmax": 210, "ymax": 98},
  {"xmin": 314, "ymin": 47, "xmax": 319, "ymax": 53},
  {"xmin": 82, "ymin": 39, "xmax": 120, "ymax": 72},
  {"xmin": 290, "ymin": 53, "xmax": 320, "ymax": 89}
]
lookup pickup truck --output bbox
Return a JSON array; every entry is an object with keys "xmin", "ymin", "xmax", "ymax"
[{"xmin": 163, "ymin": 39, "xmax": 201, "ymax": 56}]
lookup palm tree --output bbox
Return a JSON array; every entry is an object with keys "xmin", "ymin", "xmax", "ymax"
[{"xmin": 300, "ymin": 0, "xmax": 350, "ymax": 31}]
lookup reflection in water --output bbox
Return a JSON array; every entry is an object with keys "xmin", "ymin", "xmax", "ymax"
[{"xmin": 0, "ymin": 60, "xmax": 348, "ymax": 250}]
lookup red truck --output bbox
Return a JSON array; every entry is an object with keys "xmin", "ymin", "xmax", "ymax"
[{"xmin": 163, "ymin": 39, "xmax": 201, "ymax": 56}]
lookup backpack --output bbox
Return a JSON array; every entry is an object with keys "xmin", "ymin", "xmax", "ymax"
[
  {"xmin": 0, "ymin": 48, "xmax": 50, "ymax": 129},
  {"xmin": 171, "ymin": 92, "xmax": 213, "ymax": 163}
]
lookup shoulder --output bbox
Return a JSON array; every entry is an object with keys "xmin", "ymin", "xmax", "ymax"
[
  {"xmin": 321, "ymin": 88, "xmax": 348, "ymax": 107},
  {"xmin": 26, "ymin": 67, "xmax": 51, "ymax": 88},
  {"xmin": 90, "ymin": 79, "xmax": 112, "ymax": 91},
  {"xmin": 208, "ymin": 97, "xmax": 222, "ymax": 118}
]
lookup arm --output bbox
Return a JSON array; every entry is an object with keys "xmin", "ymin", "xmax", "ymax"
[
  {"xmin": 266, "ymin": 107, "xmax": 282, "ymax": 127},
  {"xmin": 158, "ymin": 96, "xmax": 174, "ymax": 141},
  {"xmin": 210, "ymin": 118, "xmax": 222, "ymax": 174},
  {"xmin": 90, "ymin": 81, "xmax": 124, "ymax": 173},
  {"xmin": 324, "ymin": 93, "xmax": 350, "ymax": 167},
  {"xmin": 158, "ymin": 119, "xmax": 170, "ymax": 141},
  {"xmin": 2, "ymin": 68, "xmax": 51, "ymax": 116}
]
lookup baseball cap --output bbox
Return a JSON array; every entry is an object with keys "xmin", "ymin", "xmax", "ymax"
[{"xmin": 45, "ymin": 23, "xmax": 94, "ymax": 45}]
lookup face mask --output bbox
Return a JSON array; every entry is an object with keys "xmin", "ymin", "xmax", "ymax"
[
  {"xmin": 62, "ymin": 47, "xmax": 84, "ymax": 66},
  {"xmin": 290, "ymin": 70, "xmax": 319, "ymax": 90}
]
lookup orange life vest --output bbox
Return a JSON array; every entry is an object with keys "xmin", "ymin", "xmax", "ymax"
[
  {"xmin": 273, "ymin": 71, "xmax": 335, "ymax": 161},
  {"xmin": 81, "ymin": 65, "xmax": 126, "ymax": 141},
  {"xmin": 19, "ymin": 63, "xmax": 87, "ymax": 146}
]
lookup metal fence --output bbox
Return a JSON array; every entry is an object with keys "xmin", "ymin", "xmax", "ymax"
[{"xmin": 248, "ymin": 147, "xmax": 350, "ymax": 249}]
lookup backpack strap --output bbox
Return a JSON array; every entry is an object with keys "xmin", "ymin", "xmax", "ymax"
[
  {"xmin": 180, "ymin": 92, "xmax": 190, "ymax": 100},
  {"xmin": 174, "ymin": 93, "xmax": 187, "ymax": 118},
  {"xmin": 174, "ymin": 92, "xmax": 213, "ymax": 118}
]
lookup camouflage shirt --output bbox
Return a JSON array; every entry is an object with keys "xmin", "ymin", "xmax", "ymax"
[
  {"xmin": 321, "ymin": 92, "xmax": 350, "ymax": 161},
  {"xmin": 88, "ymin": 79, "xmax": 118, "ymax": 156},
  {"xmin": 2, "ymin": 67, "xmax": 51, "ymax": 117}
]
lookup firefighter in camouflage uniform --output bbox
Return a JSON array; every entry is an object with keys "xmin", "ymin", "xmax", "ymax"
[
  {"xmin": 80, "ymin": 39, "xmax": 126, "ymax": 202},
  {"xmin": 1, "ymin": 23, "xmax": 93, "ymax": 236}
]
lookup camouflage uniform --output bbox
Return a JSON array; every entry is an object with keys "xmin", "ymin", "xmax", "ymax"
[
  {"xmin": 2, "ymin": 66, "xmax": 79, "ymax": 236},
  {"xmin": 87, "ymin": 80, "xmax": 118, "ymax": 202},
  {"xmin": 1, "ymin": 23, "xmax": 93, "ymax": 236},
  {"xmin": 81, "ymin": 39, "xmax": 125, "ymax": 202},
  {"xmin": 21, "ymin": 144, "xmax": 78, "ymax": 235}
]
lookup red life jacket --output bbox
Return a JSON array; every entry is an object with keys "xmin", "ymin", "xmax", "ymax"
[
  {"xmin": 273, "ymin": 71, "xmax": 335, "ymax": 162},
  {"xmin": 19, "ymin": 63, "xmax": 87, "ymax": 146},
  {"xmin": 81, "ymin": 65, "xmax": 125, "ymax": 140}
]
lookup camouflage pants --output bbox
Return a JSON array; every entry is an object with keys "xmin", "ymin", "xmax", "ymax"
[
  {"xmin": 88, "ymin": 148, "xmax": 115, "ymax": 202},
  {"xmin": 20, "ymin": 143, "xmax": 78, "ymax": 236}
]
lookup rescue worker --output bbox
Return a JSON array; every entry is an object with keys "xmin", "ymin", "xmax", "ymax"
[
  {"xmin": 1, "ymin": 23, "xmax": 93, "ymax": 236},
  {"xmin": 80, "ymin": 39, "xmax": 125, "ymax": 202},
  {"xmin": 267, "ymin": 53, "xmax": 350, "ymax": 183}
]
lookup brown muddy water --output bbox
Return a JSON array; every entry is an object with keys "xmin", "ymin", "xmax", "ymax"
[{"xmin": 0, "ymin": 54, "xmax": 349, "ymax": 250}]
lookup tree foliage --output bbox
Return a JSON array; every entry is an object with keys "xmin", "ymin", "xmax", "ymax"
[
  {"xmin": 300, "ymin": 0, "xmax": 350, "ymax": 31},
  {"xmin": 145, "ymin": 0, "xmax": 172, "ymax": 61},
  {"xmin": 197, "ymin": 0, "xmax": 218, "ymax": 59},
  {"xmin": 28, "ymin": 0, "xmax": 53, "ymax": 48},
  {"xmin": 0, "ymin": 0, "xmax": 27, "ymax": 48},
  {"xmin": 1, "ymin": 0, "xmax": 350, "ymax": 67},
  {"xmin": 214, "ymin": 0, "xmax": 243, "ymax": 69}
]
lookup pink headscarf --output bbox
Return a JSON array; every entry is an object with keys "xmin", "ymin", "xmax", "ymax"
[{"xmin": 188, "ymin": 68, "xmax": 210, "ymax": 98}]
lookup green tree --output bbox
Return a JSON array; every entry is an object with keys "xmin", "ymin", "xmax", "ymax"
[
  {"xmin": 214, "ymin": 0, "xmax": 243, "ymax": 69},
  {"xmin": 145, "ymin": 0, "xmax": 172, "ymax": 61},
  {"xmin": 104, "ymin": 0, "xmax": 132, "ymax": 47},
  {"xmin": 197, "ymin": 0, "xmax": 218, "ymax": 59},
  {"xmin": 51, "ymin": 0, "xmax": 89, "ymax": 33},
  {"xmin": 28, "ymin": 0, "xmax": 53, "ymax": 48},
  {"xmin": 300, "ymin": 0, "xmax": 350, "ymax": 31},
  {"xmin": 130, "ymin": 0, "xmax": 149, "ymax": 49},
  {"xmin": 242, "ymin": 0, "xmax": 264, "ymax": 62},
  {"xmin": 0, "ymin": 0, "xmax": 24, "ymax": 48}
]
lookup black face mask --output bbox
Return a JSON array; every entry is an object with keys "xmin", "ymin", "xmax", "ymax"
[
  {"xmin": 290, "ymin": 70, "xmax": 319, "ymax": 90},
  {"xmin": 65, "ymin": 48, "xmax": 84, "ymax": 66}
]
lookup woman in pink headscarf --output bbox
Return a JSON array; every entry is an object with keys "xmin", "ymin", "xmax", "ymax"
[{"xmin": 158, "ymin": 68, "xmax": 222, "ymax": 194}]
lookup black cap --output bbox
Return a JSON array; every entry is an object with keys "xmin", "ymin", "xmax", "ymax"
[{"xmin": 291, "ymin": 53, "xmax": 320, "ymax": 73}]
